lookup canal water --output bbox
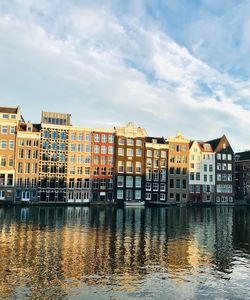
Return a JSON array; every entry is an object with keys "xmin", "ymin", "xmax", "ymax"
[{"xmin": 0, "ymin": 206, "xmax": 249, "ymax": 300}]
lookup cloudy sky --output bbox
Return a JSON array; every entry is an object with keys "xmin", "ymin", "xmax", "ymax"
[{"xmin": 0, "ymin": 0, "xmax": 250, "ymax": 151}]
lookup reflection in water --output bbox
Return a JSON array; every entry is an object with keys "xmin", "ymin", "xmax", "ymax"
[{"xmin": 0, "ymin": 206, "xmax": 250, "ymax": 299}]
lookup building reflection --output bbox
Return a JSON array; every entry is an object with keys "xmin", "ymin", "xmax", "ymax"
[{"xmin": 0, "ymin": 206, "xmax": 249, "ymax": 298}]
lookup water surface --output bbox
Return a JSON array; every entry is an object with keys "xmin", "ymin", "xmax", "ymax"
[{"xmin": 0, "ymin": 206, "xmax": 249, "ymax": 299}]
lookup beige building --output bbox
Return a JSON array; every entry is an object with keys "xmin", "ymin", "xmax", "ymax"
[
  {"xmin": 168, "ymin": 133, "xmax": 189, "ymax": 204},
  {"xmin": 0, "ymin": 106, "xmax": 22, "ymax": 202},
  {"xmin": 66, "ymin": 128, "xmax": 92, "ymax": 203},
  {"xmin": 15, "ymin": 122, "xmax": 41, "ymax": 202}
]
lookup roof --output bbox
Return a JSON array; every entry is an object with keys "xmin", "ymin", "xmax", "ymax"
[
  {"xmin": 18, "ymin": 123, "xmax": 41, "ymax": 132},
  {"xmin": 206, "ymin": 137, "xmax": 221, "ymax": 151},
  {"xmin": 145, "ymin": 136, "xmax": 166, "ymax": 144},
  {"xmin": 235, "ymin": 151, "xmax": 250, "ymax": 161},
  {"xmin": 0, "ymin": 106, "xmax": 19, "ymax": 114}
]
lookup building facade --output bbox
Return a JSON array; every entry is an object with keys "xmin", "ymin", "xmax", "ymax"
[
  {"xmin": 15, "ymin": 122, "xmax": 40, "ymax": 202},
  {"xmin": 168, "ymin": 133, "xmax": 189, "ymax": 204},
  {"xmin": 0, "ymin": 106, "xmax": 21, "ymax": 202},
  {"xmin": 38, "ymin": 112, "xmax": 71, "ymax": 203},
  {"xmin": 145, "ymin": 137, "xmax": 168, "ymax": 203},
  {"xmin": 66, "ymin": 128, "xmax": 92, "ymax": 203},
  {"xmin": 114, "ymin": 122, "xmax": 147, "ymax": 204},
  {"xmin": 235, "ymin": 151, "xmax": 250, "ymax": 203},
  {"xmin": 0, "ymin": 106, "xmax": 238, "ymax": 205},
  {"xmin": 91, "ymin": 130, "xmax": 115, "ymax": 202},
  {"xmin": 207, "ymin": 135, "xmax": 234, "ymax": 204},
  {"xmin": 189, "ymin": 141, "xmax": 215, "ymax": 203}
]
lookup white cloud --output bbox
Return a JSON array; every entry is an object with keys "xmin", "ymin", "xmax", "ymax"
[{"xmin": 0, "ymin": 1, "xmax": 250, "ymax": 151}]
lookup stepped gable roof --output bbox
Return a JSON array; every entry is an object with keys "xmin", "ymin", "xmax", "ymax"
[
  {"xmin": 236, "ymin": 151, "xmax": 250, "ymax": 161},
  {"xmin": 0, "ymin": 106, "xmax": 19, "ymax": 114}
]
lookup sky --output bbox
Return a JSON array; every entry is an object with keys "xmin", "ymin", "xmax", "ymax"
[{"xmin": 0, "ymin": 0, "xmax": 250, "ymax": 151}]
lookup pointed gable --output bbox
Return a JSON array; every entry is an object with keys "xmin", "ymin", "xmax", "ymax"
[{"xmin": 207, "ymin": 134, "xmax": 233, "ymax": 153}]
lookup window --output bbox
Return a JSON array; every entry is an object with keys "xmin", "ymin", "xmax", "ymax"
[
  {"xmin": 170, "ymin": 167, "xmax": 174, "ymax": 175},
  {"xmin": 135, "ymin": 190, "xmax": 141, "ymax": 200},
  {"xmin": 153, "ymin": 170, "xmax": 159, "ymax": 181},
  {"xmin": 0, "ymin": 156, "xmax": 6, "ymax": 167},
  {"xmin": 85, "ymin": 134, "xmax": 91, "ymax": 141},
  {"xmin": 117, "ymin": 189, "xmax": 123, "ymax": 199},
  {"xmin": 183, "ymin": 168, "xmax": 187, "ymax": 175},
  {"xmin": 94, "ymin": 145, "xmax": 100, "ymax": 153},
  {"xmin": 217, "ymin": 163, "xmax": 221, "ymax": 170},
  {"xmin": 117, "ymin": 176, "xmax": 124, "ymax": 187},
  {"xmin": 222, "ymin": 163, "xmax": 227, "ymax": 171},
  {"xmin": 160, "ymin": 183, "xmax": 166, "ymax": 191},
  {"xmin": 135, "ymin": 176, "xmax": 141, "ymax": 188},
  {"xmin": 101, "ymin": 167, "xmax": 106, "ymax": 175},
  {"xmin": 85, "ymin": 145, "xmax": 91, "ymax": 152},
  {"xmin": 85, "ymin": 167, "xmax": 90, "ymax": 174},
  {"xmin": 154, "ymin": 159, "xmax": 159, "ymax": 168},
  {"xmin": 217, "ymin": 174, "xmax": 221, "ymax": 181},
  {"xmin": 101, "ymin": 156, "xmax": 106, "ymax": 165},
  {"xmin": 182, "ymin": 180, "xmax": 187, "ymax": 189},
  {"xmin": 0, "ymin": 191, "xmax": 5, "ymax": 200},
  {"xmin": 118, "ymin": 148, "xmax": 124, "ymax": 156},
  {"xmin": 136, "ymin": 149, "xmax": 142, "ymax": 156},
  {"xmin": 209, "ymin": 175, "xmax": 213, "ymax": 182},
  {"xmin": 217, "ymin": 153, "xmax": 221, "ymax": 160},
  {"xmin": 127, "ymin": 148, "xmax": 134, "ymax": 156},
  {"xmin": 94, "ymin": 134, "xmax": 100, "ymax": 142},
  {"xmin": 70, "ymin": 132, "xmax": 76, "ymax": 140},
  {"xmin": 146, "ymin": 159, "xmax": 152, "ymax": 167},
  {"xmin": 126, "ymin": 161, "xmax": 133, "ymax": 173},
  {"xmin": 7, "ymin": 174, "xmax": 13, "ymax": 186},
  {"xmin": 118, "ymin": 138, "xmax": 125, "ymax": 145},
  {"xmin": 189, "ymin": 185, "xmax": 194, "ymax": 193},
  {"xmin": 126, "ymin": 176, "xmax": 133, "ymax": 188},
  {"xmin": 136, "ymin": 140, "xmax": 142, "ymax": 146},
  {"xmin": 170, "ymin": 179, "xmax": 174, "ymax": 188},
  {"xmin": 190, "ymin": 172, "xmax": 194, "ymax": 180},
  {"xmin": 161, "ymin": 151, "xmax": 167, "ymax": 158},
  {"xmin": 2, "ymin": 114, "xmax": 9, "ymax": 119},
  {"xmin": 228, "ymin": 154, "xmax": 232, "ymax": 161},
  {"xmin": 127, "ymin": 139, "xmax": 134, "ymax": 146},
  {"xmin": 118, "ymin": 161, "xmax": 124, "ymax": 173},
  {"xmin": 209, "ymin": 164, "xmax": 213, "ymax": 172},
  {"xmin": 78, "ymin": 133, "xmax": 84, "ymax": 141},
  {"xmin": 101, "ymin": 146, "xmax": 107, "ymax": 154},
  {"xmin": 204, "ymin": 164, "xmax": 207, "ymax": 172},
  {"xmin": 222, "ymin": 154, "xmax": 227, "ymax": 160},
  {"xmin": 153, "ymin": 183, "xmax": 158, "ymax": 191},
  {"xmin": 145, "ymin": 193, "xmax": 151, "ymax": 200},
  {"xmin": 108, "ymin": 135, "xmax": 114, "ymax": 143},
  {"xmin": 108, "ymin": 146, "xmax": 114, "ymax": 154},
  {"xmin": 102, "ymin": 134, "xmax": 107, "ymax": 143},
  {"xmin": 146, "ymin": 169, "xmax": 152, "ymax": 180},
  {"xmin": 146, "ymin": 182, "xmax": 151, "ymax": 191},
  {"xmin": 228, "ymin": 164, "xmax": 232, "ymax": 171},
  {"xmin": 204, "ymin": 174, "xmax": 207, "ymax": 182},
  {"xmin": 9, "ymin": 156, "xmax": 14, "ymax": 167},
  {"xmin": 160, "ymin": 194, "xmax": 165, "ymax": 201},
  {"xmin": 196, "ymin": 173, "xmax": 200, "ymax": 181},
  {"xmin": 160, "ymin": 170, "xmax": 166, "ymax": 181},
  {"xmin": 1, "ymin": 126, "xmax": 8, "ymax": 134},
  {"xmin": 176, "ymin": 179, "xmax": 180, "ymax": 188},
  {"xmin": 1, "ymin": 140, "xmax": 7, "ymax": 149},
  {"xmin": 176, "ymin": 156, "xmax": 181, "ymax": 163},
  {"xmin": 147, "ymin": 150, "xmax": 152, "ymax": 157},
  {"xmin": 136, "ymin": 162, "xmax": 142, "ymax": 173}
]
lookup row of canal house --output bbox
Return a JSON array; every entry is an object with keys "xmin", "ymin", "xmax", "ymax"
[{"xmin": 0, "ymin": 106, "xmax": 236, "ymax": 204}]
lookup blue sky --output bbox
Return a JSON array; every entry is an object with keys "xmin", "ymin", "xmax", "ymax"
[{"xmin": 0, "ymin": 0, "xmax": 250, "ymax": 151}]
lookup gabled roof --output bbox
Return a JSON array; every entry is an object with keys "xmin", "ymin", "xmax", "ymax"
[
  {"xmin": 0, "ymin": 106, "xmax": 19, "ymax": 114},
  {"xmin": 206, "ymin": 137, "xmax": 221, "ymax": 151},
  {"xmin": 206, "ymin": 134, "xmax": 234, "ymax": 153}
]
